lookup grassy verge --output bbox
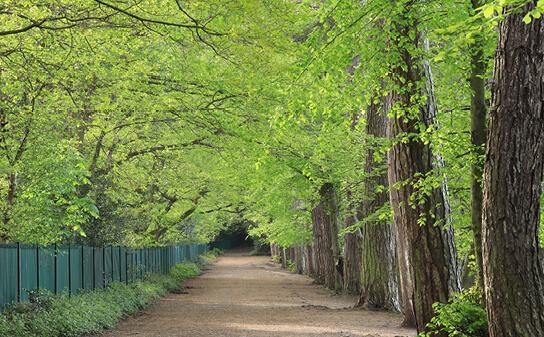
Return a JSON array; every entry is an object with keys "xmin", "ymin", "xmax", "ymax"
[{"xmin": 0, "ymin": 249, "xmax": 223, "ymax": 337}]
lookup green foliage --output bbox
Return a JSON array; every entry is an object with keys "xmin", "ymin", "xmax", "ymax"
[
  {"xmin": 421, "ymin": 287, "xmax": 488, "ymax": 337},
  {"xmin": 169, "ymin": 262, "xmax": 202, "ymax": 281},
  {"xmin": 196, "ymin": 250, "xmax": 221, "ymax": 266},
  {"xmin": 0, "ymin": 248, "xmax": 223, "ymax": 337},
  {"xmin": 272, "ymin": 254, "xmax": 282, "ymax": 264},
  {"xmin": 0, "ymin": 275, "xmax": 180, "ymax": 337},
  {"xmin": 250, "ymin": 237, "xmax": 272, "ymax": 256},
  {"xmin": 2, "ymin": 138, "xmax": 97, "ymax": 244},
  {"xmin": 286, "ymin": 260, "xmax": 296, "ymax": 271}
]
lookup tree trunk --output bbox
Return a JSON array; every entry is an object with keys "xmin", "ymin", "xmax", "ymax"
[
  {"xmin": 482, "ymin": 3, "xmax": 544, "ymax": 336},
  {"xmin": 469, "ymin": 0, "xmax": 488, "ymax": 305},
  {"xmin": 294, "ymin": 244, "xmax": 305, "ymax": 274},
  {"xmin": 323, "ymin": 183, "xmax": 343, "ymax": 292},
  {"xmin": 305, "ymin": 244, "xmax": 315, "ymax": 276},
  {"xmin": 311, "ymin": 183, "xmax": 337, "ymax": 289},
  {"xmin": 388, "ymin": 1, "xmax": 461, "ymax": 331},
  {"xmin": 342, "ymin": 54, "xmax": 363, "ymax": 295},
  {"xmin": 343, "ymin": 192, "xmax": 362, "ymax": 294},
  {"xmin": 355, "ymin": 93, "xmax": 401, "ymax": 312}
]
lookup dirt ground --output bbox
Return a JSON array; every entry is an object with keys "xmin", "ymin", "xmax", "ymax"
[{"xmin": 91, "ymin": 247, "xmax": 416, "ymax": 337}]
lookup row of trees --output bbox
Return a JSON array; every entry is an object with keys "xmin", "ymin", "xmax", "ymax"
[{"xmin": 1, "ymin": 0, "xmax": 543, "ymax": 335}]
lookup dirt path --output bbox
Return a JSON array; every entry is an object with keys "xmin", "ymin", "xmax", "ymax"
[{"xmin": 92, "ymin": 247, "xmax": 416, "ymax": 337}]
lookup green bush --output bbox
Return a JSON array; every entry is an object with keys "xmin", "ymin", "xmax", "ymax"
[
  {"xmin": 195, "ymin": 249, "xmax": 222, "ymax": 266},
  {"xmin": 0, "ymin": 278, "xmax": 173, "ymax": 337},
  {"xmin": 272, "ymin": 254, "xmax": 281, "ymax": 264},
  {"xmin": 169, "ymin": 261, "xmax": 201, "ymax": 281},
  {"xmin": 421, "ymin": 287, "xmax": 488, "ymax": 337},
  {"xmin": 249, "ymin": 238, "xmax": 271, "ymax": 256},
  {"xmin": 6, "ymin": 272, "xmax": 184, "ymax": 334}
]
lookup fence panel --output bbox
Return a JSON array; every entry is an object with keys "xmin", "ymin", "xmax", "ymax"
[
  {"xmin": 120, "ymin": 247, "xmax": 127, "ymax": 283},
  {"xmin": 70, "ymin": 245, "xmax": 83, "ymax": 294},
  {"xmin": 111, "ymin": 247, "xmax": 120, "ymax": 283},
  {"xmin": 19, "ymin": 245, "xmax": 38, "ymax": 302},
  {"xmin": 38, "ymin": 246, "xmax": 55, "ymax": 294},
  {"xmin": 82, "ymin": 246, "xmax": 94, "ymax": 290},
  {"xmin": 1, "ymin": 235, "xmax": 242, "ymax": 312},
  {"xmin": 56, "ymin": 245, "xmax": 70, "ymax": 293},
  {"xmin": 104, "ymin": 247, "xmax": 113, "ymax": 286},
  {"xmin": 0, "ymin": 243, "xmax": 18, "ymax": 310},
  {"xmin": 94, "ymin": 248, "xmax": 104, "ymax": 289}
]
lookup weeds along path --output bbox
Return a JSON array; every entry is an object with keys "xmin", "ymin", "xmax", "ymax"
[{"xmin": 91, "ymin": 247, "xmax": 416, "ymax": 337}]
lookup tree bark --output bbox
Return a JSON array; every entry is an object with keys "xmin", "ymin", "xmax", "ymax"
[
  {"xmin": 311, "ymin": 183, "xmax": 338, "ymax": 289},
  {"xmin": 294, "ymin": 244, "xmax": 305, "ymax": 274},
  {"xmin": 482, "ymin": 3, "xmax": 544, "ymax": 336},
  {"xmin": 388, "ymin": 1, "xmax": 461, "ymax": 331},
  {"xmin": 305, "ymin": 244, "xmax": 315, "ymax": 276},
  {"xmin": 355, "ymin": 93, "xmax": 401, "ymax": 312},
  {"xmin": 343, "ymin": 193, "xmax": 362, "ymax": 294},
  {"xmin": 469, "ymin": 0, "xmax": 488, "ymax": 305}
]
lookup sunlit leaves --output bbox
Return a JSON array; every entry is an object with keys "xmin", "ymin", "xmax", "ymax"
[{"xmin": 7, "ymin": 139, "xmax": 97, "ymax": 245}]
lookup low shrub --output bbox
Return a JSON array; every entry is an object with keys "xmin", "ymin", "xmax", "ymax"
[
  {"xmin": 169, "ymin": 261, "xmax": 201, "ymax": 281},
  {"xmin": 0, "ymin": 282, "xmax": 154, "ymax": 337},
  {"xmin": 249, "ymin": 238, "xmax": 271, "ymax": 256},
  {"xmin": 421, "ymin": 287, "xmax": 488, "ymax": 337},
  {"xmin": 195, "ymin": 249, "xmax": 222, "ymax": 266},
  {"xmin": 272, "ymin": 254, "xmax": 281, "ymax": 264}
]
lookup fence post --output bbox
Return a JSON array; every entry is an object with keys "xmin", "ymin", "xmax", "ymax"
[
  {"xmin": 68, "ymin": 244, "xmax": 71, "ymax": 296},
  {"xmin": 81, "ymin": 245, "xmax": 84, "ymax": 292},
  {"xmin": 92, "ymin": 247, "xmax": 95, "ymax": 290},
  {"xmin": 54, "ymin": 244, "xmax": 57, "ymax": 295},
  {"xmin": 17, "ymin": 243, "xmax": 20, "ymax": 302},
  {"xmin": 36, "ymin": 245, "xmax": 40, "ymax": 290}
]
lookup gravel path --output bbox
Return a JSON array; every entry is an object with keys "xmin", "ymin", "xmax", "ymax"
[{"xmin": 91, "ymin": 247, "xmax": 416, "ymax": 337}]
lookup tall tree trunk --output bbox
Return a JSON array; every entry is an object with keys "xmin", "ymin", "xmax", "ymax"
[
  {"xmin": 388, "ymin": 1, "xmax": 461, "ymax": 331},
  {"xmin": 469, "ymin": 0, "xmax": 488, "ymax": 304},
  {"xmin": 482, "ymin": 3, "xmax": 544, "ymax": 336},
  {"xmin": 342, "ymin": 55, "xmax": 363, "ymax": 295},
  {"xmin": 311, "ymin": 183, "xmax": 339, "ymax": 289},
  {"xmin": 343, "ymin": 192, "xmax": 362, "ymax": 294},
  {"xmin": 324, "ymin": 183, "xmax": 343, "ymax": 292},
  {"xmin": 356, "ymin": 93, "xmax": 401, "ymax": 312},
  {"xmin": 294, "ymin": 244, "xmax": 305, "ymax": 274},
  {"xmin": 305, "ymin": 244, "xmax": 315, "ymax": 276}
]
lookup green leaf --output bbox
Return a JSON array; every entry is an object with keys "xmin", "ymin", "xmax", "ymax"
[
  {"xmin": 434, "ymin": 52, "xmax": 446, "ymax": 62},
  {"xmin": 483, "ymin": 5, "xmax": 495, "ymax": 18}
]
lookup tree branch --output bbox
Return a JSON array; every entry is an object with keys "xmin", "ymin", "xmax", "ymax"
[{"xmin": 93, "ymin": 0, "xmax": 225, "ymax": 36}]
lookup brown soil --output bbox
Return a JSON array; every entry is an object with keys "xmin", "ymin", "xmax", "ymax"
[{"xmin": 91, "ymin": 247, "xmax": 416, "ymax": 337}]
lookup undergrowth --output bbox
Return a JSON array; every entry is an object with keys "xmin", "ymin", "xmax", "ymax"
[
  {"xmin": 0, "ymin": 249, "xmax": 222, "ymax": 337},
  {"xmin": 421, "ymin": 286, "xmax": 488, "ymax": 337}
]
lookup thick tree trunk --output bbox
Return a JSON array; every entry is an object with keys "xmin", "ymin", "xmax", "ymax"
[
  {"xmin": 311, "ymin": 183, "xmax": 338, "ymax": 289},
  {"xmin": 355, "ymin": 93, "xmax": 401, "ymax": 312},
  {"xmin": 469, "ymin": 0, "xmax": 488, "ymax": 304},
  {"xmin": 343, "ymin": 194, "xmax": 362, "ymax": 294},
  {"xmin": 482, "ymin": 3, "xmax": 544, "ymax": 336},
  {"xmin": 388, "ymin": 1, "xmax": 460, "ymax": 332}
]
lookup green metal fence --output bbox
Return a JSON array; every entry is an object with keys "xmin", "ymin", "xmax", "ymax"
[{"xmin": 0, "ymin": 235, "xmax": 244, "ymax": 312}]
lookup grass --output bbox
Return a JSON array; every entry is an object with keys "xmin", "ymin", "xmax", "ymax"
[{"xmin": 0, "ymin": 249, "xmax": 223, "ymax": 337}]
